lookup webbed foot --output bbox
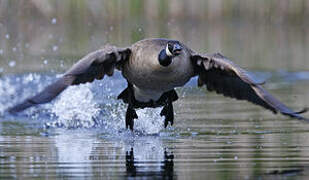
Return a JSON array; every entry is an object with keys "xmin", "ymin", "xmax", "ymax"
[
  {"xmin": 126, "ymin": 105, "xmax": 138, "ymax": 130},
  {"xmin": 160, "ymin": 102, "xmax": 174, "ymax": 128}
]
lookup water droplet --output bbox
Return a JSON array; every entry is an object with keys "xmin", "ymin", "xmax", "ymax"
[
  {"xmin": 138, "ymin": 28, "xmax": 142, "ymax": 32},
  {"xmin": 24, "ymin": 73, "xmax": 34, "ymax": 82},
  {"xmin": 43, "ymin": 59, "xmax": 48, "ymax": 65},
  {"xmin": 51, "ymin": 18, "xmax": 57, "ymax": 24},
  {"xmin": 234, "ymin": 156, "xmax": 238, "ymax": 160},
  {"xmin": 12, "ymin": 47, "xmax": 17, "ymax": 52},
  {"xmin": 52, "ymin": 45, "xmax": 58, "ymax": 52},
  {"xmin": 5, "ymin": 34, "xmax": 10, "ymax": 39},
  {"xmin": 9, "ymin": 61, "xmax": 16, "ymax": 67}
]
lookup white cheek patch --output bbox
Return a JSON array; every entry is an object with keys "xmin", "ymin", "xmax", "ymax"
[{"xmin": 165, "ymin": 45, "xmax": 173, "ymax": 57}]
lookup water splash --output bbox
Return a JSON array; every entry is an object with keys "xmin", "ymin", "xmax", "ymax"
[
  {"xmin": 46, "ymin": 83, "xmax": 164, "ymax": 134},
  {"xmin": 0, "ymin": 72, "xmax": 188, "ymax": 136},
  {"xmin": 96, "ymin": 105, "xmax": 165, "ymax": 135},
  {"xmin": 134, "ymin": 108, "xmax": 164, "ymax": 134},
  {"xmin": 50, "ymin": 84, "xmax": 101, "ymax": 128},
  {"xmin": 0, "ymin": 72, "xmax": 165, "ymax": 134}
]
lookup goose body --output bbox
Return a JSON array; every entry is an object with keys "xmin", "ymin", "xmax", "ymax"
[
  {"xmin": 122, "ymin": 39, "xmax": 195, "ymax": 102},
  {"xmin": 8, "ymin": 38, "xmax": 309, "ymax": 130}
]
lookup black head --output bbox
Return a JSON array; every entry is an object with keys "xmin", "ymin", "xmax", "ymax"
[
  {"xmin": 158, "ymin": 41, "xmax": 183, "ymax": 67},
  {"xmin": 166, "ymin": 41, "xmax": 183, "ymax": 56}
]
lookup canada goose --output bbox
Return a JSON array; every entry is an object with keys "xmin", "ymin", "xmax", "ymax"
[{"xmin": 8, "ymin": 38, "xmax": 308, "ymax": 130}]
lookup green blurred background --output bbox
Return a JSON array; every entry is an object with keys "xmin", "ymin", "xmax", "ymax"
[{"xmin": 0, "ymin": 0, "xmax": 308, "ymax": 73}]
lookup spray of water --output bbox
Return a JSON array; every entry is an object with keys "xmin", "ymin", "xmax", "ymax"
[
  {"xmin": 49, "ymin": 84, "xmax": 165, "ymax": 134},
  {"xmin": 43, "ymin": 76, "xmax": 165, "ymax": 134},
  {"xmin": 1, "ymin": 73, "xmax": 173, "ymax": 135},
  {"xmin": 50, "ymin": 84, "xmax": 101, "ymax": 128}
]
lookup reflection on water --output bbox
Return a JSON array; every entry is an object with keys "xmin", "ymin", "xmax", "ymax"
[
  {"xmin": 125, "ymin": 147, "xmax": 174, "ymax": 178},
  {"xmin": 0, "ymin": 129, "xmax": 176, "ymax": 179},
  {"xmin": 53, "ymin": 131, "xmax": 175, "ymax": 179}
]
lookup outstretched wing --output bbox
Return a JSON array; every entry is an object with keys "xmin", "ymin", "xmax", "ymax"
[
  {"xmin": 8, "ymin": 45, "xmax": 131, "ymax": 113},
  {"xmin": 191, "ymin": 52, "xmax": 308, "ymax": 121}
]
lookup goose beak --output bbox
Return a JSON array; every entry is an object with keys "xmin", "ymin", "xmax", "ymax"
[{"xmin": 172, "ymin": 44, "xmax": 182, "ymax": 55}]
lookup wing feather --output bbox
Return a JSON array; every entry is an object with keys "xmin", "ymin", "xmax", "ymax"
[
  {"xmin": 192, "ymin": 52, "xmax": 308, "ymax": 121},
  {"xmin": 8, "ymin": 45, "xmax": 131, "ymax": 113}
]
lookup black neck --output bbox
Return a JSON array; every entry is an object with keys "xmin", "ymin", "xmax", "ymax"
[{"xmin": 158, "ymin": 49, "xmax": 172, "ymax": 67}]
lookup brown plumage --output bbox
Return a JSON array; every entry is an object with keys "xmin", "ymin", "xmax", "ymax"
[{"xmin": 8, "ymin": 38, "xmax": 308, "ymax": 130}]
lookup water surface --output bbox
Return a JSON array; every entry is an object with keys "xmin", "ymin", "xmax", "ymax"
[{"xmin": 1, "ymin": 72, "xmax": 309, "ymax": 179}]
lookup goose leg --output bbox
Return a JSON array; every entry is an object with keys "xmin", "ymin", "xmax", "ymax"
[
  {"xmin": 124, "ymin": 82, "xmax": 138, "ymax": 130},
  {"xmin": 126, "ymin": 105, "xmax": 138, "ymax": 130},
  {"xmin": 160, "ymin": 100, "xmax": 174, "ymax": 128}
]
